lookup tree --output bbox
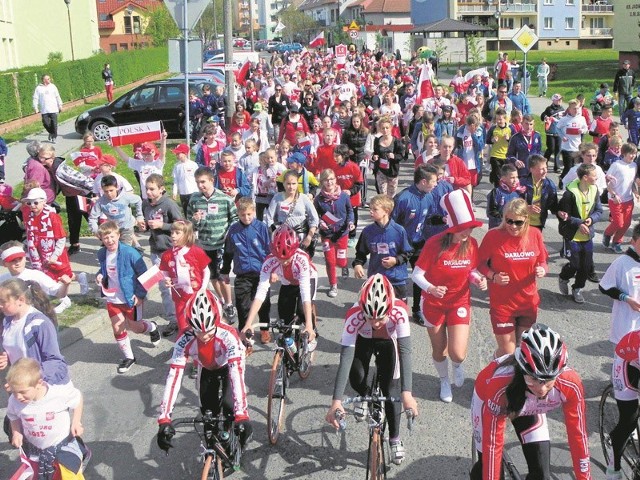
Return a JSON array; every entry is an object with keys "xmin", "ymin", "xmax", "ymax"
[
  {"xmin": 145, "ymin": 4, "xmax": 180, "ymax": 47},
  {"xmin": 278, "ymin": 6, "xmax": 321, "ymax": 43},
  {"xmin": 434, "ymin": 39, "xmax": 447, "ymax": 65},
  {"xmin": 466, "ymin": 34, "xmax": 484, "ymax": 67},
  {"xmin": 193, "ymin": 1, "xmax": 225, "ymax": 46}
]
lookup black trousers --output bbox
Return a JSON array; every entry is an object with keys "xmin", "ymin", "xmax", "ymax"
[
  {"xmin": 235, "ymin": 273, "xmax": 270, "ymax": 331},
  {"xmin": 610, "ymin": 364, "xmax": 640, "ymax": 471},
  {"xmin": 543, "ymin": 135, "xmax": 560, "ymax": 169},
  {"xmin": 66, "ymin": 195, "xmax": 88, "ymax": 246},
  {"xmin": 560, "ymin": 150, "xmax": 577, "ymax": 183},
  {"xmin": 199, "ymin": 366, "xmax": 233, "ymax": 417},
  {"xmin": 42, "ymin": 113, "xmax": 58, "ymax": 137},
  {"xmin": 278, "ymin": 280, "xmax": 316, "ymax": 325},
  {"xmin": 349, "ymin": 207, "xmax": 359, "ymax": 239}
]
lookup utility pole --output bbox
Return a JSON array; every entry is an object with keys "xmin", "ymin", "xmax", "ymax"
[
  {"xmin": 183, "ymin": 0, "xmax": 190, "ymax": 143},
  {"xmin": 224, "ymin": 0, "xmax": 234, "ymax": 128},
  {"xmin": 249, "ymin": 0, "xmax": 255, "ymax": 51}
]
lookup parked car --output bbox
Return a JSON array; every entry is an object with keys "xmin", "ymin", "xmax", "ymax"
[
  {"xmin": 203, "ymin": 48, "xmax": 223, "ymax": 62},
  {"xmin": 255, "ymin": 39, "xmax": 269, "ymax": 51},
  {"xmin": 265, "ymin": 41, "xmax": 283, "ymax": 53},
  {"xmin": 74, "ymin": 79, "xmax": 219, "ymax": 141},
  {"xmin": 233, "ymin": 38, "xmax": 249, "ymax": 48},
  {"xmin": 275, "ymin": 43, "xmax": 303, "ymax": 54}
]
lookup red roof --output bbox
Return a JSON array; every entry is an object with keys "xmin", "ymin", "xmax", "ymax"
[
  {"xmin": 363, "ymin": 0, "xmax": 409, "ymax": 14},
  {"xmin": 364, "ymin": 24, "xmax": 413, "ymax": 32},
  {"xmin": 96, "ymin": 0, "xmax": 160, "ymax": 16}
]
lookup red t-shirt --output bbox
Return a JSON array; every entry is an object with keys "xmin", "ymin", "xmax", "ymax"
[
  {"xmin": 333, "ymin": 160, "xmax": 363, "ymax": 207},
  {"xmin": 159, "ymin": 245, "xmax": 210, "ymax": 292},
  {"xmin": 217, "ymin": 168, "xmax": 237, "ymax": 193},
  {"xmin": 477, "ymin": 227, "xmax": 548, "ymax": 316},
  {"xmin": 415, "ymin": 233, "xmax": 478, "ymax": 309},
  {"xmin": 311, "ymin": 144, "xmax": 337, "ymax": 176}
]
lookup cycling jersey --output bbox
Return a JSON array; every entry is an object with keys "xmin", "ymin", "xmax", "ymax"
[
  {"xmin": 158, "ymin": 324, "xmax": 249, "ymax": 424},
  {"xmin": 472, "ymin": 355, "xmax": 591, "ymax": 480},
  {"xmin": 255, "ymin": 250, "xmax": 318, "ymax": 304}
]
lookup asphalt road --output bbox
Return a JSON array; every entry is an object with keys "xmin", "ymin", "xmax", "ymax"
[{"xmin": 0, "ymin": 84, "xmax": 629, "ymax": 479}]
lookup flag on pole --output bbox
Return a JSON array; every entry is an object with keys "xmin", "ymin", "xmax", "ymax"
[
  {"xmin": 309, "ymin": 32, "xmax": 325, "ymax": 48},
  {"xmin": 416, "ymin": 62, "xmax": 435, "ymax": 103},
  {"xmin": 235, "ymin": 60, "xmax": 251, "ymax": 87},
  {"xmin": 464, "ymin": 67, "xmax": 489, "ymax": 82},
  {"xmin": 274, "ymin": 20, "xmax": 286, "ymax": 33},
  {"xmin": 77, "ymin": 195, "xmax": 90, "ymax": 213},
  {"xmin": 138, "ymin": 264, "xmax": 165, "ymax": 291},
  {"xmin": 9, "ymin": 449, "xmax": 34, "ymax": 480}
]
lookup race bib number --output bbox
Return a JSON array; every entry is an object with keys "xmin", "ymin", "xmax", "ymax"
[
  {"xmin": 377, "ymin": 243, "xmax": 390, "ymax": 255},
  {"xmin": 379, "ymin": 158, "xmax": 389, "ymax": 169},
  {"xmin": 207, "ymin": 204, "xmax": 219, "ymax": 215}
]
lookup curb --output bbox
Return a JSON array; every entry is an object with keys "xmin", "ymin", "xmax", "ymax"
[{"xmin": 58, "ymin": 310, "xmax": 110, "ymax": 351}]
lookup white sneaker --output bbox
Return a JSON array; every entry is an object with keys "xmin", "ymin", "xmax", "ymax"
[
  {"xmin": 389, "ymin": 439, "xmax": 405, "ymax": 465},
  {"xmin": 605, "ymin": 466, "xmax": 623, "ymax": 480},
  {"xmin": 353, "ymin": 401, "xmax": 368, "ymax": 422},
  {"xmin": 77, "ymin": 272, "xmax": 89, "ymax": 295},
  {"xmin": 440, "ymin": 378, "xmax": 453, "ymax": 403},
  {"xmin": 54, "ymin": 296, "xmax": 72, "ymax": 314},
  {"xmin": 307, "ymin": 339, "xmax": 317, "ymax": 352},
  {"xmin": 453, "ymin": 364, "xmax": 465, "ymax": 388},
  {"xmin": 327, "ymin": 285, "xmax": 338, "ymax": 298}
]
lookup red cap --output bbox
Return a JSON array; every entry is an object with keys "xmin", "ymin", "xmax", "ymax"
[
  {"xmin": 100, "ymin": 154, "xmax": 117, "ymax": 167},
  {"xmin": 172, "ymin": 143, "xmax": 190, "ymax": 155}
]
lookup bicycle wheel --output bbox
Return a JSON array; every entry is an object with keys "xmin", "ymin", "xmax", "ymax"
[
  {"xmin": 366, "ymin": 428, "xmax": 385, "ymax": 480},
  {"xmin": 599, "ymin": 384, "xmax": 640, "ymax": 479},
  {"xmin": 267, "ymin": 350, "xmax": 287, "ymax": 445},
  {"xmin": 200, "ymin": 453, "xmax": 224, "ymax": 480}
]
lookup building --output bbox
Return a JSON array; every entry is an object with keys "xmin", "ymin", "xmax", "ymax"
[
  {"xmin": 298, "ymin": 0, "xmax": 339, "ymax": 27},
  {"xmin": 411, "ymin": 0, "xmax": 614, "ymax": 51},
  {"xmin": 258, "ymin": 0, "xmax": 293, "ymax": 40},
  {"xmin": 96, "ymin": 0, "xmax": 160, "ymax": 53},
  {"xmin": 234, "ymin": 0, "xmax": 260, "ymax": 38},
  {"xmin": 0, "ymin": 0, "xmax": 100, "ymax": 70},
  {"xmin": 612, "ymin": 0, "xmax": 640, "ymax": 68}
]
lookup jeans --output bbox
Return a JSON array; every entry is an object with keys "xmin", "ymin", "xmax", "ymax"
[{"xmin": 42, "ymin": 113, "xmax": 58, "ymax": 138}]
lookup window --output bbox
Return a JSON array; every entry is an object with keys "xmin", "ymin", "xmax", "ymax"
[
  {"xmin": 544, "ymin": 17, "xmax": 553, "ymax": 29},
  {"xmin": 124, "ymin": 15, "xmax": 132, "ymax": 34},
  {"xmin": 566, "ymin": 0, "xmax": 574, "ymax": 4},
  {"xmin": 99, "ymin": 13, "xmax": 109, "ymax": 21},
  {"xmin": 590, "ymin": 17, "xmax": 604, "ymax": 28},
  {"xmin": 565, "ymin": 17, "xmax": 574, "ymax": 29},
  {"xmin": 110, "ymin": 43, "xmax": 117, "ymax": 52},
  {"xmin": 120, "ymin": 43, "xmax": 129, "ymax": 50},
  {"xmin": 130, "ymin": 87, "xmax": 156, "ymax": 107},
  {"xmin": 543, "ymin": 0, "xmax": 552, "ymax": 4},
  {"xmin": 500, "ymin": 18, "xmax": 514, "ymax": 29},
  {"xmin": 133, "ymin": 16, "xmax": 141, "ymax": 34},
  {"xmin": 158, "ymin": 86, "xmax": 182, "ymax": 103}
]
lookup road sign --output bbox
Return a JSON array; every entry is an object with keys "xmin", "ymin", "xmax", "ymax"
[
  {"xmin": 348, "ymin": 20, "xmax": 360, "ymax": 31},
  {"xmin": 224, "ymin": 64, "xmax": 235, "ymax": 71},
  {"xmin": 512, "ymin": 25, "xmax": 538, "ymax": 53},
  {"xmin": 349, "ymin": 30, "xmax": 359, "ymax": 39},
  {"xmin": 164, "ymin": 0, "xmax": 210, "ymax": 30}
]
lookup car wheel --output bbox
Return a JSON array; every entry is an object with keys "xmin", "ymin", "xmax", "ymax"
[{"xmin": 91, "ymin": 121, "xmax": 112, "ymax": 142}]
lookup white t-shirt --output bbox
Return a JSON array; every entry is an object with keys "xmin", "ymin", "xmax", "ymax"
[
  {"xmin": 172, "ymin": 160, "xmax": 199, "ymax": 196},
  {"xmin": 0, "ymin": 269, "xmax": 60, "ymax": 296},
  {"xmin": 562, "ymin": 164, "xmax": 606, "ymax": 193},
  {"xmin": 607, "ymin": 159, "xmax": 638, "ymax": 203},
  {"xmin": 105, "ymin": 250, "xmax": 127, "ymax": 304},
  {"xmin": 127, "ymin": 158, "xmax": 164, "ymax": 199},
  {"xmin": 600, "ymin": 253, "xmax": 640, "ymax": 343},
  {"xmin": 7, "ymin": 383, "xmax": 82, "ymax": 450}
]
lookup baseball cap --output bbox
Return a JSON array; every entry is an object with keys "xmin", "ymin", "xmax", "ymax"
[
  {"xmin": 253, "ymin": 102, "xmax": 263, "ymax": 112},
  {"xmin": 551, "ymin": 93, "xmax": 562, "ymax": 102},
  {"xmin": 140, "ymin": 143, "xmax": 155, "ymax": 155},
  {"xmin": 100, "ymin": 154, "xmax": 117, "ymax": 167},
  {"xmin": 172, "ymin": 143, "xmax": 190, "ymax": 155},
  {"xmin": 207, "ymin": 115, "xmax": 220, "ymax": 123},
  {"xmin": 0, "ymin": 246, "xmax": 26, "ymax": 263},
  {"xmin": 24, "ymin": 187, "xmax": 47, "ymax": 201}
]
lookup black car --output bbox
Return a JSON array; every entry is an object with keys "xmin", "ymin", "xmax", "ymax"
[{"xmin": 74, "ymin": 79, "xmax": 218, "ymax": 141}]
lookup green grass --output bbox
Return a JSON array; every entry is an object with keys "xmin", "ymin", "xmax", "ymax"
[{"xmin": 55, "ymin": 296, "xmax": 103, "ymax": 329}]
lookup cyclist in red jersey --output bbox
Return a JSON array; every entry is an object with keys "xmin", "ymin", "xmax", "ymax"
[
  {"xmin": 470, "ymin": 324, "xmax": 591, "ymax": 480},
  {"xmin": 241, "ymin": 224, "xmax": 318, "ymax": 345},
  {"xmin": 156, "ymin": 291, "xmax": 252, "ymax": 453},
  {"xmin": 606, "ymin": 330, "xmax": 640, "ymax": 479},
  {"xmin": 325, "ymin": 274, "xmax": 418, "ymax": 465}
]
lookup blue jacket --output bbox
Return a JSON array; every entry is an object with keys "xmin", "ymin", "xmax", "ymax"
[
  {"xmin": 434, "ymin": 119, "xmax": 456, "ymax": 142},
  {"xmin": 508, "ymin": 91, "xmax": 531, "ymax": 114},
  {"xmin": 622, "ymin": 109, "xmax": 640, "ymax": 145},
  {"xmin": 422, "ymin": 180, "xmax": 453, "ymax": 240},
  {"xmin": 2, "ymin": 311, "xmax": 69, "ymax": 386},
  {"xmin": 97, "ymin": 243, "xmax": 148, "ymax": 306},
  {"xmin": 506, "ymin": 131, "xmax": 543, "ymax": 178},
  {"xmin": 313, "ymin": 191, "xmax": 354, "ymax": 242},
  {"xmin": 392, "ymin": 184, "xmax": 436, "ymax": 247},
  {"xmin": 214, "ymin": 166, "xmax": 252, "ymax": 198},
  {"xmin": 455, "ymin": 125, "xmax": 486, "ymax": 171},
  {"xmin": 486, "ymin": 186, "xmax": 523, "ymax": 229},
  {"xmin": 521, "ymin": 175, "xmax": 558, "ymax": 228},
  {"xmin": 353, "ymin": 219, "xmax": 413, "ymax": 285},
  {"xmin": 222, "ymin": 218, "xmax": 270, "ymax": 276}
]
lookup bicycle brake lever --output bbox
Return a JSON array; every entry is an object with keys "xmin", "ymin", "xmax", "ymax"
[{"xmin": 405, "ymin": 409, "xmax": 415, "ymax": 432}]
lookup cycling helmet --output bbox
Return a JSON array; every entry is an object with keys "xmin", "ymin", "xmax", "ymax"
[
  {"xmin": 359, "ymin": 274, "xmax": 395, "ymax": 319},
  {"xmin": 270, "ymin": 224, "xmax": 300, "ymax": 260},
  {"xmin": 515, "ymin": 324, "xmax": 568, "ymax": 381},
  {"xmin": 187, "ymin": 290, "xmax": 222, "ymax": 333}
]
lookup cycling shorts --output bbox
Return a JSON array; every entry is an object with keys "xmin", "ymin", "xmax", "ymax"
[
  {"xmin": 612, "ymin": 354, "xmax": 640, "ymax": 402},
  {"xmin": 421, "ymin": 301, "xmax": 471, "ymax": 328},
  {"xmin": 489, "ymin": 307, "xmax": 537, "ymax": 335}
]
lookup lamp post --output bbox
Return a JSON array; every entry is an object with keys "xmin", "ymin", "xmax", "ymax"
[
  {"xmin": 126, "ymin": 6, "xmax": 134, "ymax": 49},
  {"xmin": 63, "ymin": 0, "xmax": 75, "ymax": 61}
]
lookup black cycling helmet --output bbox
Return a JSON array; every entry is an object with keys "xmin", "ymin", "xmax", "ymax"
[{"xmin": 515, "ymin": 324, "xmax": 568, "ymax": 381}]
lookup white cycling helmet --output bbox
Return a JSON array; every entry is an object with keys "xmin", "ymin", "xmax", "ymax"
[
  {"xmin": 515, "ymin": 324, "xmax": 568, "ymax": 381},
  {"xmin": 187, "ymin": 290, "xmax": 223, "ymax": 333},
  {"xmin": 359, "ymin": 274, "xmax": 395, "ymax": 319}
]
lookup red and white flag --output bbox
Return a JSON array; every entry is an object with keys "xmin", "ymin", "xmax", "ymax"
[
  {"xmin": 322, "ymin": 211, "xmax": 340, "ymax": 226},
  {"xmin": 464, "ymin": 67, "xmax": 489, "ymax": 82},
  {"xmin": 235, "ymin": 60, "xmax": 251, "ymax": 87},
  {"xmin": 9, "ymin": 449, "xmax": 34, "ymax": 480},
  {"xmin": 309, "ymin": 32, "xmax": 325, "ymax": 49},
  {"xmin": 109, "ymin": 121, "xmax": 162, "ymax": 147},
  {"xmin": 416, "ymin": 62, "xmax": 435, "ymax": 103},
  {"xmin": 297, "ymin": 135, "xmax": 311, "ymax": 148},
  {"xmin": 77, "ymin": 195, "xmax": 90, "ymax": 213},
  {"xmin": 138, "ymin": 264, "xmax": 165, "ymax": 291}
]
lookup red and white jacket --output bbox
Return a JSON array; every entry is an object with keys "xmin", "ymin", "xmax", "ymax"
[
  {"xmin": 255, "ymin": 250, "xmax": 318, "ymax": 304},
  {"xmin": 157, "ymin": 324, "xmax": 248, "ymax": 424}
]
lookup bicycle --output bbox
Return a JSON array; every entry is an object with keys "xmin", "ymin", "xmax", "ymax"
[
  {"xmin": 171, "ymin": 409, "xmax": 246, "ymax": 480},
  {"xmin": 470, "ymin": 436, "xmax": 523, "ymax": 480},
  {"xmin": 335, "ymin": 357, "xmax": 414, "ymax": 480},
  {"xmin": 247, "ymin": 316, "xmax": 315, "ymax": 445},
  {"xmin": 599, "ymin": 383, "xmax": 640, "ymax": 479}
]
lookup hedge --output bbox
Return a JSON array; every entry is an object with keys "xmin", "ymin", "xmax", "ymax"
[{"xmin": 0, "ymin": 47, "xmax": 168, "ymax": 123}]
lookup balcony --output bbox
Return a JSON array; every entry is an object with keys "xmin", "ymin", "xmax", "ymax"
[
  {"xmin": 458, "ymin": 2, "xmax": 535, "ymax": 14},
  {"xmin": 502, "ymin": 3, "xmax": 536, "ymax": 12},
  {"xmin": 582, "ymin": 2, "xmax": 613, "ymax": 13},
  {"xmin": 581, "ymin": 27, "xmax": 613, "ymax": 36}
]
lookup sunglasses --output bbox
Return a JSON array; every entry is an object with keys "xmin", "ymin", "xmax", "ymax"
[
  {"xmin": 524, "ymin": 375, "xmax": 556, "ymax": 387},
  {"xmin": 25, "ymin": 200, "xmax": 43, "ymax": 206},
  {"xmin": 505, "ymin": 218, "xmax": 526, "ymax": 227}
]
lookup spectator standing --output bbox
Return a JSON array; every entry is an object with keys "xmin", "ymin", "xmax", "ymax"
[
  {"xmin": 32, "ymin": 75, "xmax": 62, "ymax": 143},
  {"xmin": 508, "ymin": 81, "xmax": 531, "ymax": 115},
  {"xmin": 102, "ymin": 62, "xmax": 114, "ymax": 103},
  {"xmin": 614, "ymin": 60, "xmax": 636, "ymax": 115},
  {"xmin": 536, "ymin": 58, "xmax": 550, "ymax": 97}
]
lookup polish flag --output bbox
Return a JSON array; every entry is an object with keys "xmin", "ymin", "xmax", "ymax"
[
  {"xmin": 416, "ymin": 62, "xmax": 435, "ymax": 103},
  {"xmin": 109, "ymin": 121, "xmax": 162, "ymax": 147},
  {"xmin": 309, "ymin": 32, "xmax": 325, "ymax": 49},
  {"xmin": 77, "ymin": 195, "xmax": 90, "ymax": 213},
  {"xmin": 464, "ymin": 67, "xmax": 489, "ymax": 83},
  {"xmin": 235, "ymin": 60, "xmax": 251, "ymax": 87},
  {"xmin": 298, "ymin": 135, "xmax": 311, "ymax": 148},
  {"xmin": 138, "ymin": 264, "xmax": 165, "ymax": 291},
  {"xmin": 322, "ymin": 211, "xmax": 340, "ymax": 226},
  {"xmin": 9, "ymin": 449, "xmax": 34, "ymax": 480}
]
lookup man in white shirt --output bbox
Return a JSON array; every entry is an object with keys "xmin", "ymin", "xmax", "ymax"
[{"xmin": 32, "ymin": 75, "xmax": 63, "ymax": 144}]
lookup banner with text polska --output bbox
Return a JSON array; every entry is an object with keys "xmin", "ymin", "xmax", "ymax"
[{"xmin": 108, "ymin": 121, "xmax": 162, "ymax": 147}]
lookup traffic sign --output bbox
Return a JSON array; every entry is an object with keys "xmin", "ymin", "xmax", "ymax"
[
  {"xmin": 349, "ymin": 30, "xmax": 359, "ymax": 39},
  {"xmin": 348, "ymin": 20, "xmax": 360, "ymax": 31},
  {"xmin": 512, "ymin": 25, "xmax": 538, "ymax": 53},
  {"xmin": 164, "ymin": 0, "xmax": 210, "ymax": 31}
]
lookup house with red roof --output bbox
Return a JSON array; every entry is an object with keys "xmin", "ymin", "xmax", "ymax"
[{"xmin": 96, "ymin": 0, "xmax": 161, "ymax": 52}]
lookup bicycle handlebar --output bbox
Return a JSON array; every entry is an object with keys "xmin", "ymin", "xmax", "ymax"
[{"xmin": 335, "ymin": 404, "xmax": 415, "ymax": 432}]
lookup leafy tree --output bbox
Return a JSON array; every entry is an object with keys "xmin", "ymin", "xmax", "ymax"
[
  {"xmin": 47, "ymin": 52, "xmax": 63, "ymax": 64},
  {"xmin": 466, "ymin": 34, "xmax": 484, "ymax": 67},
  {"xmin": 434, "ymin": 39, "xmax": 447, "ymax": 64},
  {"xmin": 279, "ymin": 6, "xmax": 320, "ymax": 43},
  {"xmin": 145, "ymin": 3, "xmax": 180, "ymax": 47},
  {"xmin": 193, "ymin": 1, "xmax": 225, "ymax": 45}
]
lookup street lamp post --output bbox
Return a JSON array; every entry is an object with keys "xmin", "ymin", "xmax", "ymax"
[
  {"xmin": 63, "ymin": 0, "xmax": 75, "ymax": 61},
  {"xmin": 126, "ymin": 6, "xmax": 134, "ymax": 49}
]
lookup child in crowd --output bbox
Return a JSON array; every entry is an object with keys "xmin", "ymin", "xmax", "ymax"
[
  {"xmin": 255, "ymin": 149, "xmax": 286, "ymax": 221},
  {"xmin": 455, "ymin": 114, "xmax": 485, "ymax": 196},
  {"xmin": 195, "ymin": 123, "xmax": 223, "ymax": 167},
  {"xmin": 88, "ymin": 175, "xmax": 145, "ymax": 248},
  {"xmin": 603, "ymin": 143, "xmax": 640, "ymax": 253},
  {"xmin": 434, "ymin": 105, "xmax": 457, "ymax": 142},
  {"xmin": 292, "ymin": 130, "xmax": 312, "ymax": 159},
  {"xmin": 562, "ymin": 142, "xmax": 607, "ymax": 196},
  {"xmin": 277, "ymin": 139, "xmax": 292, "ymax": 165},
  {"xmin": 597, "ymin": 122, "xmax": 621, "ymax": 168},
  {"xmin": 238, "ymin": 138, "xmax": 261, "ymax": 187},
  {"xmin": 509, "ymin": 108, "xmax": 523, "ymax": 133},
  {"xmin": 114, "ymin": 133, "xmax": 166, "ymax": 199},
  {"xmin": 159, "ymin": 220, "xmax": 210, "ymax": 335},
  {"xmin": 278, "ymin": 151, "xmax": 320, "ymax": 198},
  {"xmin": 170, "ymin": 143, "xmax": 198, "ymax": 216},
  {"xmin": 602, "ymin": 134, "xmax": 623, "ymax": 172},
  {"xmin": 22, "ymin": 188, "xmax": 87, "ymax": 313},
  {"xmin": 187, "ymin": 167, "xmax": 238, "ymax": 322},
  {"xmin": 486, "ymin": 164, "xmax": 525, "ymax": 229},
  {"xmin": 91, "ymin": 154, "xmax": 134, "ymax": 197},
  {"xmin": 558, "ymin": 164, "xmax": 603, "ymax": 303},
  {"xmin": 142, "ymin": 174, "xmax": 184, "ymax": 337},
  {"xmin": 486, "ymin": 109, "xmax": 514, "ymax": 187},
  {"xmin": 221, "ymin": 198, "xmax": 272, "ymax": 341},
  {"xmin": 333, "ymin": 144, "xmax": 364, "ymax": 248},
  {"xmin": 521, "ymin": 154, "xmax": 558, "ymax": 231},
  {"xmin": 622, "ymin": 98, "xmax": 640, "ymax": 146},
  {"xmin": 225, "ymin": 132, "xmax": 246, "ymax": 160},
  {"xmin": 314, "ymin": 168, "xmax": 354, "ymax": 297},
  {"xmin": 310, "ymin": 128, "xmax": 338, "ymax": 175},
  {"xmin": 414, "ymin": 134, "xmax": 439, "ymax": 168},
  {"xmin": 422, "ymin": 161, "xmax": 454, "ymax": 241},
  {"xmin": 353, "ymin": 194, "xmax": 413, "ymax": 301},
  {"xmin": 215, "ymin": 151, "xmax": 252, "ymax": 201},
  {"xmin": 6, "ymin": 358, "xmax": 88, "ymax": 479},
  {"xmin": 95, "ymin": 221, "xmax": 158, "ymax": 373},
  {"xmin": 589, "ymin": 104, "xmax": 613, "ymax": 142}
]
